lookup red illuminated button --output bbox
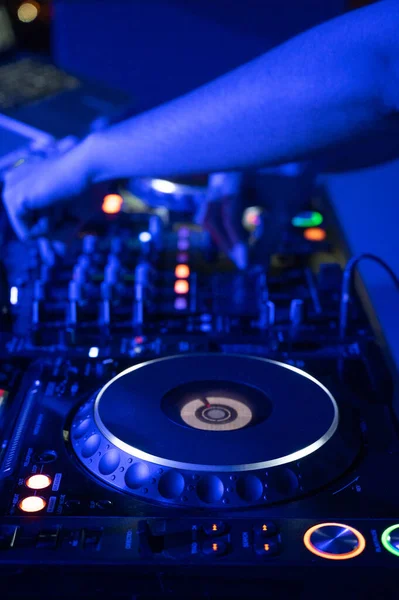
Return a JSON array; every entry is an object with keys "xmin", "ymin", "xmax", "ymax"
[
  {"xmin": 18, "ymin": 496, "xmax": 46, "ymax": 513},
  {"xmin": 175, "ymin": 264, "xmax": 190, "ymax": 279},
  {"xmin": 25, "ymin": 474, "xmax": 52, "ymax": 490},
  {"xmin": 102, "ymin": 194, "xmax": 123, "ymax": 215},
  {"xmin": 174, "ymin": 280, "xmax": 189, "ymax": 295}
]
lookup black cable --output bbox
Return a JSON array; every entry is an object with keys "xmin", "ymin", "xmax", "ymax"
[{"xmin": 339, "ymin": 253, "xmax": 399, "ymax": 341}]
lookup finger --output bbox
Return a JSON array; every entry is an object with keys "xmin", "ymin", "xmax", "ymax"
[
  {"xmin": 30, "ymin": 216, "xmax": 50, "ymax": 238},
  {"xmin": 2, "ymin": 189, "xmax": 30, "ymax": 240},
  {"xmin": 37, "ymin": 237, "xmax": 56, "ymax": 266},
  {"xmin": 221, "ymin": 194, "xmax": 245, "ymax": 248},
  {"xmin": 230, "ymin": 241, "xmax": 248, "ymax": 271},
  {"xmin": 201, "ymin": 201, "xmax": 232, "ymax": 257}
]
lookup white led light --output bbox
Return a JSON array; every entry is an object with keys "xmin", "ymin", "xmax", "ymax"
[
  {"xmin": 138, "ymin": 231, "xmax": 152, "ymax": 243},
  {"xmin": 88, "ymin": 347, "xmax": 99, "ymax": 358},
  {"xmin": 10, "ymin": 286, "xmax": 18, "ymax": 305},
  {"xmin": 151, "ymin": 179, "xmax": 177, "ymax": 194}
]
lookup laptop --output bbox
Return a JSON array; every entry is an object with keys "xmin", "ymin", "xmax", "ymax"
[{"xmin": 0, "ymin": 4, "xmax": 133, "ymax": 175}]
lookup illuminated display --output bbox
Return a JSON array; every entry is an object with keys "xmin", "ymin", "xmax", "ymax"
[
  {"xmin": 292, "ymin": 211, "xmax": 323, "ymax": 228},
  {"xmin": 19, "ymin": 496, "xmax": 46, "ymax": 513}
]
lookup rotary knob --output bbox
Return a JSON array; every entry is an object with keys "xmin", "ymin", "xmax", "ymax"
[{"xmin": 304, "ymin": 523, "xmax": 366, "ymax": 560}]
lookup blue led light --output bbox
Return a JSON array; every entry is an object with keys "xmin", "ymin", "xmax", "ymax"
[{"xmin": 88, "ymin": 347, "xmax": 99, "ymax": 358}]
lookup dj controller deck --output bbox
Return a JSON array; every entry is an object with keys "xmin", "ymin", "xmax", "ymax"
[{"xmin": 0, "ymin": 194, "xmax": 399, "ymax": 599}]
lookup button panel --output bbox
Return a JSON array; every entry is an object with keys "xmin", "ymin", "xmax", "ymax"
[{"xmin": 1, "ymin": 518, "xmax": 398, "ymax": 567}]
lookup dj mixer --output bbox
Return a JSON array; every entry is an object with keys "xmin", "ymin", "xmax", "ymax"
[{"xmin": 0, "ymin": 185, "xmax": 398, "ymax": 599}]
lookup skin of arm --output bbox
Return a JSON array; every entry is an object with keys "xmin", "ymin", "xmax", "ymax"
[
  {"xmin": 82, "ymin": 0, "xmax": 399, "ymax": 182},
  {"xmin": 3, "ymin": 0, "xmax": 398, "ymax": 244}
]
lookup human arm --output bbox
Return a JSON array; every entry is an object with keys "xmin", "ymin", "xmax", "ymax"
[{"xmin": 3, "ymin": 0, "xmax": 399, "ymax": 241}]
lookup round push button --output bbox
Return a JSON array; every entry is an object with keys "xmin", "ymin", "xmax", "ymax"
[
  {"xmin": 381, "ymin": 525, "xmax": 399, "ymax": 557},
  {"xmin": 304, "ymin": 523, "xmax": 365, "ymax": 560}
]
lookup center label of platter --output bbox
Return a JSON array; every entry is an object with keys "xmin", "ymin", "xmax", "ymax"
[{"xmin": 162, "ymin": 380, "xmax": 270, "ymax": 432}]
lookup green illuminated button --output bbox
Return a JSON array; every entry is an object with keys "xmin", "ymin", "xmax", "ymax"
[
  {"xmin": 292, "ymin": 211, "xmax": 323, "ymax": 228},
  {"xmin": 381, "ymin": 525, "xmax": 399, "ymax": 556}
]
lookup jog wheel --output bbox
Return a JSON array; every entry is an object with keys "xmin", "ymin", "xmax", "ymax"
[{"xmin": 71, "ymin": 354, "xmax": 360, "ymax": 508}]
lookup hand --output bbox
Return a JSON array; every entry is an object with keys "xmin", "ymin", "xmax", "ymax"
[
  {"xmin": 199, "ymin": 172, "xmax": 248, "ymax": 270},
  {"xmin": 2, "ymin": 138, "xmax": 97, "ymax": 243}
]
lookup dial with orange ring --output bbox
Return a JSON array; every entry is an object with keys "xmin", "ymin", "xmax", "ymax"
[{"xmin": 303, "ymin": 522, "xmax": 366, "ymax": 560}]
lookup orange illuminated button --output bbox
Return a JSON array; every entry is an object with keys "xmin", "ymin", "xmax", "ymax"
[
  {"xmin": 102, "ymin": 194, "xmax": 123, "ymax": 215},
  {"xmin": 19, "ymin": 496, "xmax": 46, "ymax": 513},
  {"xmin": 25, "ymin": 474, "xmax": 52, "ymax": 490},
  {"xmin": 174, "ymin": 280, "xmax": 189, "ymax": 295},
  {"xmin": 202, "ymin": 539, "xmax": 228, "ymax": 556},
  {"xmin": 175, "ymin": 264, "xmax": 190, "ymax": 279},
  {"xmin": 254, "ymin": 522, "xmax": 278, "ymax": 537},
  {"xmin": 254, "ymin": 539, "xmax": 280, "ymax": 556},
  {"xmin": 303, "ymin": 227, "xmax": 327, "ymax": 242},
  {"xmin": 303, "ymin": 523, "xmax": 366, "ymax": 560},
  {"xmin": 203, "ymin": 521, "xmax": 227, "ymax": 536}
]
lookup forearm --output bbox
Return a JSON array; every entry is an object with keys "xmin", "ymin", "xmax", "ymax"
[{"xmin": 84, "ymin": 0, "xmax": 399, "ymax": 181}]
